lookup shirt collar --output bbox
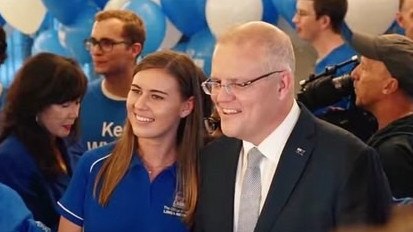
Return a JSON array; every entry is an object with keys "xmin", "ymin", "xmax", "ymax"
[
  {"xmin": 242, "ymin": 100, "xmax": 300, "ymax": 161},
  {"xmin": 131, "ymin": 151, "xmax": 177, "ymax": 178}
]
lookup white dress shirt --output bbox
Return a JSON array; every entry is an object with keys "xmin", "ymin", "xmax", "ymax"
[{"xmin": 233, "ymin": 101, "xmax": 300, "ymax": 231}]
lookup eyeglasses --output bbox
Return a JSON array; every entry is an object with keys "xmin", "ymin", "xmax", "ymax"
[
  {"xmin": 84, "ymin": 38, "xmax": 129, "ymax": 52},
  {"xmin": 294, "ymin": 10, "xmax": 314, "ymax": 18},
  {"xmin": 201, "ymin": 70, "xmax": 283, "ymax": 95},
  {"xmin": 204, "ymin": 116, "xmax": 220, "ymax": 134}
]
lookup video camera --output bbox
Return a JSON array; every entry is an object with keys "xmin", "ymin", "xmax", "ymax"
[
  {"xmin": 297, "ymin": 55, "xmax": 358, "ymax": 111},
  {"xmin": 297, "ymin": 55, "xmax": 378, "ymax": 142}
]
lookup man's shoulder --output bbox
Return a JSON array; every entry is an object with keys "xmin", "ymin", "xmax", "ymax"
[
  {"xmin": 81, "ymin": 79, "xmax": 102, "ymax": 105},
  {"xmin": 314, "ymin": 115, "xmax": 368, "ymax": 148},
  {"xmin": 87, "ymin": 78, "xmax": 102, "ymax": 88},
  {"xmin": 297, "ymin": 108, "xmax": 370, "ymax": 156},
  {"xmin": 203, "ymin": 136, "xmax": 241, "ymax": 153}
]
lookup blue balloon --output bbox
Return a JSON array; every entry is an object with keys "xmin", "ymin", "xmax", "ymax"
[
  {"xmin": 57, "ymin": 3, "xmax": 99, "ymax": 64},
  {"xmin": 123, "ymin": 0, "xmax": 166, "ymax": 56},
  {"xmin": 32, "ymin": 29, "xmax": 70, "ymax": 56},
  {"xmin": 185, "ymin": 29, "xmax": 216, "ymax": 76},
  {"xmin": 161, "ymin": 0, "xmax": 207, "ymax": 36},
  {"xmin": 172, "ymin": 41, "xmax": 188, "ymax": 53},
  {"xmin": 41, "ymin": 0, "xmax": 90, "ymax": 26},
  {"xmin": 0, "ymin": 15, "xmax": 5, "ymax": 26},
  {"xmin": 37, "ymin": 12, "xmax": 54, "ymax": 33},
  {"xmin": 272, "ymin": 0, "xmax": 296, "ymax": 27},
  {"xmin": 262, "ymin": 0, "xmax": 279, "ymax": 23},
  {"xmin": 93, "ymin": 0, "xmax": 109, "ymax": 9}
]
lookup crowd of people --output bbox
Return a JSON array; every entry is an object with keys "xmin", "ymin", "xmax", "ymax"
[{"xmin": 0, "ymin": 0, "xmax": 413, "ymax": 231}]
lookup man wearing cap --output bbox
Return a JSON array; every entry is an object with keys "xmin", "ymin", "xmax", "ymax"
[{"xmin": 351, "ymin": 33, "xmax": 413, "ymax": 199}]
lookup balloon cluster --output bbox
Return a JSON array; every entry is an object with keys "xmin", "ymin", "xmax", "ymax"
[{"xmin": 0, "ymin": 0, "xmax": 402, "ymax": 75}]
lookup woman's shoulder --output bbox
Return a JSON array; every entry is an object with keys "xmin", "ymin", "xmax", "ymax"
[
  {"xmin": 0, "ymin": 134, "xmax": 24, "ymax": 148},
  {"xmin": 0, "ymin": 135, "xmax": 31, "ymax": 159},
  {"xmin": 76, "ymin": 142, "xmax": 116, "ymax": 172}
]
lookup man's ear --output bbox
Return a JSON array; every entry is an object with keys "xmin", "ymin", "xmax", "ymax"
[
  {"xmin": 383, "ymin": 77, "xmax": 399, "ymax": 95},
  {"xmin": 277, "ymin": 71, "xmax": 293, "ymax": 99},
  {"xmin": 130, "ymin": 42, "xmax": 143, "ymax": 58},
  {"xmin": 180, "ymin": 96, "xmax": 195, "ymax": 118},
  {"xmin": 319, "ymin": 15, "xmax": 331, "ymax": 30}
]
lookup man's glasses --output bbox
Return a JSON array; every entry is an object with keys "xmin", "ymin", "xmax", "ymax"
[
  {"xmin": 201, "ymin": 70, "xmax": 283, "ymax": 95},
  {"xmin": 84, "ymin": 38, "xmax": 129, "ymax": 52}
]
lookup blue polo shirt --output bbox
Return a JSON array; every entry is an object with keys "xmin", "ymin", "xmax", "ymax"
[{"xmin": 58, "ymin": 144, "xmax": 188, "ymax": 232}]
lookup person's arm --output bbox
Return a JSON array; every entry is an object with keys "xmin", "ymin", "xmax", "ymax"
[
  {"xmin": 58, "ymin": 216, "xmax": 82, "ymax": 232},
  {"xmin": 376, "ymin": 138, "xmax": 413, "ymax": 198},
  {"xmin": 335, "ymin": 146, "xmax": 392, "ymax": 226}
]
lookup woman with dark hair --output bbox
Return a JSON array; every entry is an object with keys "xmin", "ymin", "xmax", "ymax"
[
  {"xmin": 0, "ymin": 26, "xmax": 8, "ymax": 106},
  {"xmin": 0, "ymin": 52, "xmax": 88, "ymax": 230},
  {"xmin": 58, "ymin": 50, "xmax": 206, "ymax": 232}
]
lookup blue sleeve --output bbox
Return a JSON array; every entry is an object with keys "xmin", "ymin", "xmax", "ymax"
[
  {"xmin": 0, "ymin": 183, "xmax": 51, "ymax": 232},
  {"xmin": 57, "ymin": 152, "xmax": 92, "ymax": 226},
  {"xmin": 0, "ymin": 145, "xmax": 47, "ymax": 222}
]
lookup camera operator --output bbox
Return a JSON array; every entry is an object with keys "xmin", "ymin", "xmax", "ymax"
[
  {"xmin": 351, "ymin": 32, "xmax": 413, "ymax": 199},
  {"xmin": 297, "ymin": 57, "xmax": 378, "ymax": 141},
  {"xmin": 292, "ymin": 0, "xmax": 379, "ymax": 141}
]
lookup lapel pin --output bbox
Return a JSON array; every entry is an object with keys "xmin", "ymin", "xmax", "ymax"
[{"xmin": 295, "ymin": 147, "xmax": 306, "ymax": 156}]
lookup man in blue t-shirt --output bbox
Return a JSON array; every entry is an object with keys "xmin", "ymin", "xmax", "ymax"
[
  {"xmin": 292, "ymin": 0, "xmax": 377, "ymax": 141},
  {"xmin": 293, "ymin": 0, "xmax": 356, "ymax": 103},
  {"xmin": 68, "ymin": 10, "xmax": 146, "ymax": 166}
]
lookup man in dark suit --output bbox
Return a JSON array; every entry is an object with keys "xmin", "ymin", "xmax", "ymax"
[{"xmin": 195, "ymin": 21, "xmax": 392, "ymax": 232}]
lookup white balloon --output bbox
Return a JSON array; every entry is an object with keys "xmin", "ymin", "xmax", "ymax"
[
  {"xmin": 150, "ymin": 0, "xmax": 161, "ymax": 5},
  {"xmin": 104, "ymin": 0, "xmax": 130, "ymax": 10},
  {"xmin": 159, "ymin": 19, "xmax": 182, "ymax": 49},
  {"xmin": 0, "ymin": 0, "xmax": 46, "ymax": 34},
  {"xmin": 149, "ymin": 0, "xmax": 182, "ymax": 49},
  {"xmin": 206, "ymin": 0, "xmax": 263, "ymax": 38},
  {"xmin": 345, "ymin": 0, "xmax": 398, "ymax": 35}
]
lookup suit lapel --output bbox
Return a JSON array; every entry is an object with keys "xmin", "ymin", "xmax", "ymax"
[
  {"xmin": 212, "ymin": 137, "xmax": 242, "ymax": 231},
  {"xmin": 255, "ymin": 107, "xmax": 316, "ymax": 231}
]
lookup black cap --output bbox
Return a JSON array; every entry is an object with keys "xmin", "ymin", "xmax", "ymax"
[{"xmin": 351, "ymin": 33, "xmax": 413, "ymax": 97}]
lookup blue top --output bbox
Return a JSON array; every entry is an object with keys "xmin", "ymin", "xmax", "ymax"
[
  {"xmin": 58, "ymin": 144, "xmax": 188, "ymax": 232},
  {"xmin": 313, "ymin": 43, "xmax": 357, "ymax": 115},
  {"xmin": 0, "ymin": 135, "xmax": 71, "ymax": 231},
  {"xmin": 67, "ymin": 78, "xmax": 127, "ymax": 167},
  {"xmin": 315, "ymin": 43, "xmax": 357, "ymax": 76},
  {"xmin": 0, "ymin": 183, "xmax": 51, "ymax": 232}
]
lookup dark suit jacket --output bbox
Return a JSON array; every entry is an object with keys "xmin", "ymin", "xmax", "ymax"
[{"xmin": 194, "ymin": 106, "xmax": 391, "ymax": 232}]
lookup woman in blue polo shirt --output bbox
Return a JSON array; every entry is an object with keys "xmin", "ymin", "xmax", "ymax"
[{"xmin": 58, "ymin": 50, "xmax": 207, "ymax": 232}]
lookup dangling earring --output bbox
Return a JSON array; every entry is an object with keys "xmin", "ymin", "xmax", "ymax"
[{"xmin": 35, "ymin": 115, "xmax": 39, "ymax": 124}]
